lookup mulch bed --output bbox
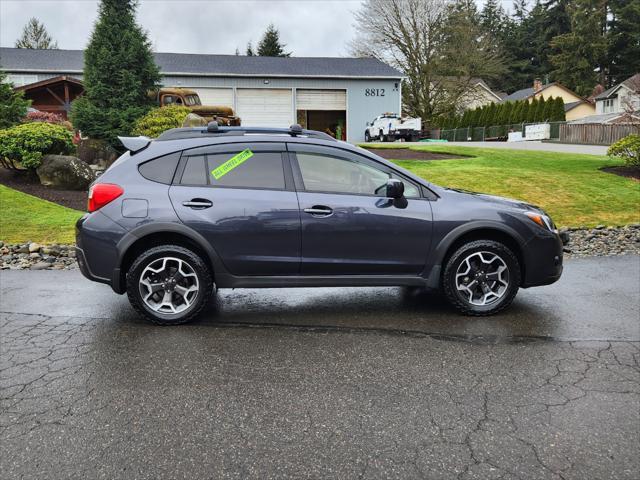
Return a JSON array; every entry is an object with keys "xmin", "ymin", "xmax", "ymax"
[
  {"xmin": 0, "ymin": 168, "xmax": 87, "ymax": 211},
  {"xmin": 363, "ymin": 147, "xmax": 464, "ymax": 161},
  {"xmin": 600, "ymin": 166, "xmax": 640, "ymax": 181}
]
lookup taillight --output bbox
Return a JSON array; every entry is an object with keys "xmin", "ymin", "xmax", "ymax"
[{"xmin": 88, "ymin": 183, "xmax": 124, "ymax": 212}]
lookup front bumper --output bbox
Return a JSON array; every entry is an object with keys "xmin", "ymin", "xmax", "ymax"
[{"xmin": 521, "ymin": 231, "xmax": 565, "ymax": 288}]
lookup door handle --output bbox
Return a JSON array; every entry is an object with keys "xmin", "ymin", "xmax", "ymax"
[
  {"xmin": 182, "ymin": 199, "xmax": 213, "ymax": 209},
  {"xmin": 304, "ymin": 206, "xmax": 333, "ymax": 217}
]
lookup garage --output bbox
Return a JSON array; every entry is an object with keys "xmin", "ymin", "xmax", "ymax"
[
  {"xmin": 296, "ymin": 89, "xmax": 347, "ymax": 140},
  {"xmin": 192, "ymin": 87, "xmax": 233, "ymax": 107},
  {"xmin": 236, "ymin": 88, "xmax": 293, "ymax": 127}
]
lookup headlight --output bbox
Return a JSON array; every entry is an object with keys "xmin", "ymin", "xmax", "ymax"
[{"xmin": 524, "ymin": 211, "xmax": 557, "ymax": 232}]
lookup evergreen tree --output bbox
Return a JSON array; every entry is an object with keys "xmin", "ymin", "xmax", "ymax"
[
  {"xmin": 550, "ymin": 0, "xmax": 608, "ymax": 95},
  {"xmin": 542, "ymin": 96, "xmax": 554, "ymax": 121},
  {"xmin": 535, "ymin": 96, "xmax": 546, "ymax": 122},
  {"xmin": 246, "ymin": 42, "xmax": 254, "ymax": 56},
  {"xmin": 0, "ymin": 70, "xmax": 31, "ymax": 128},
  {"xmin": 70, "ymin": 0, "xmax": 161, "ymax": 147},
  {"xmin": 553, "ymin": 97, "xmax": 566, "ymax": 121},
  {"xmin": 607, "ymin": 0, "xmax": 640, "ymax": 86},
  {"xmin": 521, "ymin": 100, "xmax": 528, "ymax": 123},
  {"xmin": 257, "ymin": 24, "xmax": 291, "ymax": 57},
  {"xmin": 487, "ymin": 102, "xmax": 498, "ymax": 126},
  {"xmin": 15, "ymin": 17, "xmax": 58, "ymax": 49},
  {"xmin": 480, "ymin": 0, "xmax": 506, "ymax": 38},
  {"xmin": 509, "ymin": 101, "xmax": 522, "ymax": 124}
]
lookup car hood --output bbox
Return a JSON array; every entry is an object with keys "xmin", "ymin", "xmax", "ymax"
[{"xmin": 445, "ymin": 187, "xmax": 541, "ymax": 212}]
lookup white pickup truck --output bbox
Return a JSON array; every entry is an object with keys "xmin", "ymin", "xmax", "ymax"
[{"xmin": 364, "ymin": 113, "xmax": 422, "ymax": 142}]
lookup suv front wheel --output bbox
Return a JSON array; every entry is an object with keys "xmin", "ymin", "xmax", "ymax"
[
  {"xmin": 442, "ymin": 240, "xmax": 521, "ymax": 316},
  {"xmin": 126, "ymin": 245, "xmax": 213, "ymax": 325}
]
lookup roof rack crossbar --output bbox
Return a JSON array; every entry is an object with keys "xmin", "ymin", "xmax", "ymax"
[{"xmin": 156, "ymin": 123, "xmax": 337, "ymax": 142}]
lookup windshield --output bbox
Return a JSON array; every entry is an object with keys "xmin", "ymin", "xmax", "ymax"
[{"xmin": 185, "ymin": 95, "xmax": 201, "ymax": 106}]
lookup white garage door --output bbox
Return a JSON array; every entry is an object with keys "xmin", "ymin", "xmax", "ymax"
[
  {"xmin": 236, "ymin": 88, "xmax": 293, "ymax": 127},
  {"xmin": 296, "ymin": 89, "xmax": 347, "ymax": 110},
  {"xmin": 192, "ymin": 88, "xmax": 234, "ymax": 107}
]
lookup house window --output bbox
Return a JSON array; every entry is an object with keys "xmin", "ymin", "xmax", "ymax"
[
  {"xmin": 6, "ymin": 74, "xmax": 38, "ymax": 86},
  {"xmin": 603, "ymin": 99, "xmax": 615, "ymax": 113}
]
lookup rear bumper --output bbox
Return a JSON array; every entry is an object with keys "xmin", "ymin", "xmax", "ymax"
[{"xmin": 75, "ymin": 212, "xmax": 127, "ymax": 293}]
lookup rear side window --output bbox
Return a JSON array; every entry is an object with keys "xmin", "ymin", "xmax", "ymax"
[
  {"xmin": 180, "ymin": 156, "xmax": 207, "ymax": 185},
  {"xmin": 207, "ymin": 151, "xmax": 285, "ymax": 189},
  {"xmin": 138, "ymin": 152, "xmax": 181, "ymax": 184}
]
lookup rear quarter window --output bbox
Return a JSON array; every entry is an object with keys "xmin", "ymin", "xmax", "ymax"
[{"xmin": 138, "ymin": 152, "xmax": 181, "ymax": 184}]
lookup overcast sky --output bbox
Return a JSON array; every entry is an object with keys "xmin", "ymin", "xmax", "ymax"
[{"xmin": 0, "ymin": 0, "xmax": 514, "ymax": 57}]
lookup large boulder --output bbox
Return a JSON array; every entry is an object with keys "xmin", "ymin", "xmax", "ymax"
[
  {"xmin": 76, "ymin": 138, "xmax": 118, "ymax": 169},
  {"xmin": 36, "ymin": 155, "xmax": 95, "ymax": 190}
]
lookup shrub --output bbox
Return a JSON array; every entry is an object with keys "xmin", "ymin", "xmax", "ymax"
[
  {"xmin": 132, "ymin": 105, "xmax": 191, "ymax": 138},
  {"xmin": 23, "ymin": 110, "xmax": 73, "ymax": 130},
  {"xmin": 607, "ymin": 134, "xmax": 640, "ymax": 167},
  {"xmin": 0, "ymin": 122, "xmax": 75, "ymax": 170}
]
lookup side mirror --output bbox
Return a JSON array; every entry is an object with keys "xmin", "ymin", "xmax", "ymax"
[{"xmin": 386, "ymin": 178, "xmax": 404, "ymax": 199}]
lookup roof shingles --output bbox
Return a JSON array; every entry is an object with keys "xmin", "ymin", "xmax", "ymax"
[{"xmin": 0, "ymin": 47, "xmax": 402, "ymax": 78}]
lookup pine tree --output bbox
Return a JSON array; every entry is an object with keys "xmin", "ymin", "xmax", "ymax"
[
  {"xmin": 549, "ymin": 0, "xmax": 608, "ymax": 95},
  {"xmin": 480, "ymin": 0, "xmax": 506, "ymax": 38},
  {"xmin": 607, "ymin": 0, "xmax": 640, "ymax": 86},
  {"xmin": 246, "ymin": 42, "xmax": 254, "ymax": 56},
  {"xmin": 15, "ymin": 17, "xmax": 58, "ymax": 49},
  {"xmin": 257, "ymin": 24, "xmax": 291, "ymax": 57},
  {"xmin": 70, "ymin": 0, "xmax": 161, "ymax": 147},
  {"xmin": 0, "ymin": 70, "xmax": 31, "ymax": 128}
]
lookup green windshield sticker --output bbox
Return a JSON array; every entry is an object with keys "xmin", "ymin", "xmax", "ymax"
[{"xmin": 211, "ymin": 149, "xmax": 254, "ymax": 180}]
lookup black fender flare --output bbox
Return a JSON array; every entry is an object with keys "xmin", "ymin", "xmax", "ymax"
[
  {"xmin": 112, "ymin": 222, "xmax": 227, "ymax": 293},
  {"xmin": 424, "ymin": 221, "xmax": 527, "ymax": 289}
]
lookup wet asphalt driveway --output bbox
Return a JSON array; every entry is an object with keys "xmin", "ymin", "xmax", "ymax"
[{"xmin": 1, "ymin": 255, "xmax": 639, "ymax": 479}]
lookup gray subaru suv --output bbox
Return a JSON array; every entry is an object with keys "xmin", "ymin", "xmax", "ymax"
[{"xmin": 76, "ymin": 123, "xmax": 565, "ymax": 325}]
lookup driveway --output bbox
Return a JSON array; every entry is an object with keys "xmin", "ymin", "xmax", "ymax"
[
  {"xmin": 402, "ymin": 141, "xmax": 609, "ymax": 156},
  {"xmin": 1, "ymin": 256, "xmax": 639, "ymax": 479}
]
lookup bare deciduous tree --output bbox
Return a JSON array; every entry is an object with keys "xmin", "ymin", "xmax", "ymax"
[{"xmin": 350, "ymin": 0, "xmax": 506, "ymax": 124}]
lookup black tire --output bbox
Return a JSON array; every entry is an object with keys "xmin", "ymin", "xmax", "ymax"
[
  {"xmin": 126, "ymin": 245, "xmax": 213, "ymax": 325},
  {"xmin": 379, "ymin": 130, "xmax": 386, "ymax": 142},
  {"xmin": 365, "ymin": 131, "xmax": 371, "ymax": 142},
  {"xmin": 442, "ymin": 240, "xmax": 520, "ymax": 316}
]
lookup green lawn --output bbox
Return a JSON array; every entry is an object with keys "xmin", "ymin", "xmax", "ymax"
[
  {"xmin": 0, "ymin": 184, "xmax": 83, "ymax": 244},
  {"xmin": 365, "ymin": 144, "xmax": 639, "ymax": 228}
]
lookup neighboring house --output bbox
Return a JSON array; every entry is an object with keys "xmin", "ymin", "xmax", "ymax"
[
  {"xmin": 457, "ymin": 78, "xmax": 503, "ymax": 111},
  {"xmin": 501, "ymin": 79, "xmax": 595, "ymax": 121},
  {"xmin": 594, "ymin": 73, "xmax": 640, "ymax": 114},
  {"xmin": 1, "ymin": 47, "xmax": 403, "ymax": 142},
  {"xmin": 567, "ymin": 111, "xmax": 640, "ymax": 125}
]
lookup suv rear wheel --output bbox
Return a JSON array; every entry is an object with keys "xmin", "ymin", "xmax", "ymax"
[
  {"xmin": 126, "ymin": 245, "xmax": 213, "ymax": 325},
  {"xmin": 442, "ymin": 240, "xmax": 520, "ymax": 316}
]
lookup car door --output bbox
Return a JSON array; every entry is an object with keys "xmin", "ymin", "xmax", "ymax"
[
  {"xmin": 289, "ymin": 143, "xmax": 433, "ymax": 276},
  {"xmin": 169, "ymin": 142, "xmax": 301, "ymax": 276}
]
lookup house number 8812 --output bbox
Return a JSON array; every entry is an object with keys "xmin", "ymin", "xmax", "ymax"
[{"xmin": 365, "ymin": 88, "xmax": 385, "ymax": 97}]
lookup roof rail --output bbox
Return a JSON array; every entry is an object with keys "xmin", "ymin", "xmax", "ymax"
[{"xmin": 155, "ymin": 123, "xmax": 337, "ymax": 142}]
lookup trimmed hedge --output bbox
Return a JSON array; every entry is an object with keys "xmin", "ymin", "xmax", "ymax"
[
  {"xmin": 0, "ymin": 122, "xmax": 75, "ymax": 170},
  {"xmin": 132, "ymin": 105, "xmax": 191, "ymax": 138},
  {"xmin": 608, "ymin": 134, "xmax": 640, "ymax": 167}
]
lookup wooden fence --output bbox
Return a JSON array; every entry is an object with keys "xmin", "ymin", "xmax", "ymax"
[{"xmin": 559, "ymin": 124, "xmax": 638, "ymax": 145}]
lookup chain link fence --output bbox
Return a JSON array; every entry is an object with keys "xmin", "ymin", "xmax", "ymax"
[{"xmin": 436, "ymin": 122, "xmax": 565, "ymax": 142}]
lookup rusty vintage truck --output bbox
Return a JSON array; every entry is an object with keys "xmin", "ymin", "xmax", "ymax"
[{"xmin": 155, "ymin": 88, "xmax": 241, "ymax": 126}]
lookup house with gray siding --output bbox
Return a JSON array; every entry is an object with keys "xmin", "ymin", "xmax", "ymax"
[{"xmin": 0, "ymin": 47, "xmax": 403, "ymax": 142}]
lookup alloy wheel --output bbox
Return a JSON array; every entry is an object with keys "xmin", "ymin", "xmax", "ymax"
[
  {"xmin": 139, "ymin": 257, "xmax": 199, "ymax": 314},
  {"xmin": 455, "ymin": 251, "xmax": 509, "ymax": 306}
]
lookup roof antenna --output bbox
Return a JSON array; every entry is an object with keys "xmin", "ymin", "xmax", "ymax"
[{"xmin": 207, "ymin": 121, "xmax": 219, "ymax": 133}]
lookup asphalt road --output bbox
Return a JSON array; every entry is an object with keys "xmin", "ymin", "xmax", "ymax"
[{"xmin": 1, "ymin": 255, "xmax": 639, "ymax": 479}]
